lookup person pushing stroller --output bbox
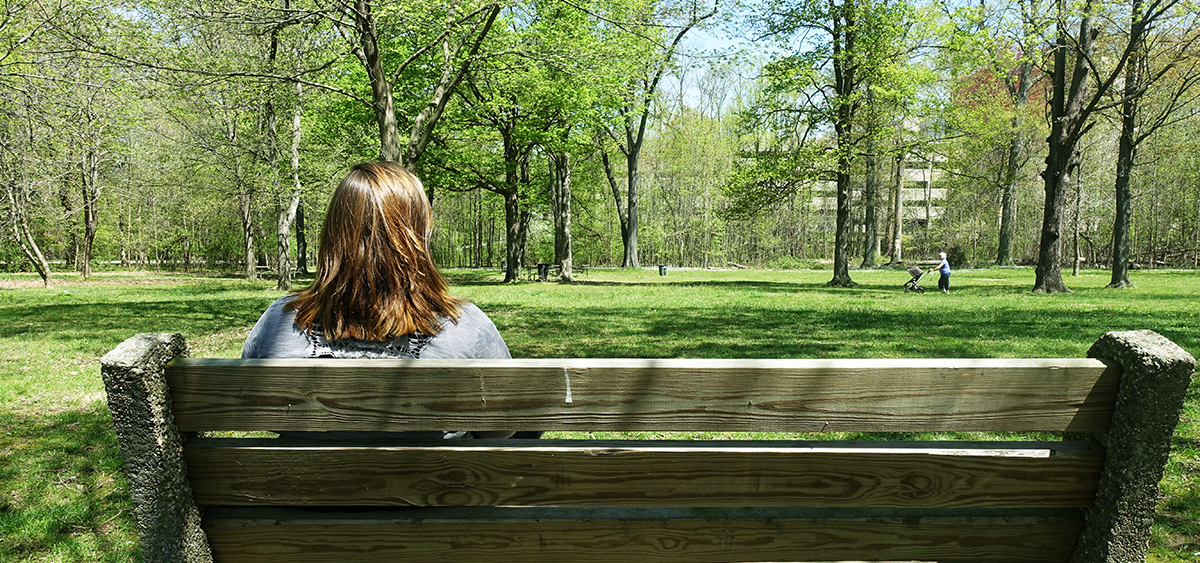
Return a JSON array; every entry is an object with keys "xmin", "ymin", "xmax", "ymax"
[
  {"xmin": 934, "ymin": 252, "xmax": 951, "ymax": 293},
  {"xmin": 903, "ymin": 252, "xmax": 951, "ymax": 294}
]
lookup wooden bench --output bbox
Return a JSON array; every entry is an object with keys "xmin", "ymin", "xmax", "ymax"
[{"xmin": 101, "ymin": 330, "xmax": 1194, "ymax": 563}]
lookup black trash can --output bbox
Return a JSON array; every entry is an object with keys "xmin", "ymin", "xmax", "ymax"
[
  {"xmin": 537, "ymin": 263, "xmax": 550, "ymax": 280},
  {"xmin": 658, "ymin": 264, "xmax": 668, "ymax": 276}
]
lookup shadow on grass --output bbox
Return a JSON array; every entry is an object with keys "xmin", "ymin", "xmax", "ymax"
[
  {"xmin": 487, "ymin": 299, "xmax": 1191, "ymax": 359},
  {"xmin": 0, "ymin": 284, "xmax": 276, "ymax": 355},
  {"xmin": 5, "ymin": 275, "xmax": 1197, "ymax": 359},
  {"xmin": 0, "ymin": 405, "xmax": 138, "ymax": 562}
]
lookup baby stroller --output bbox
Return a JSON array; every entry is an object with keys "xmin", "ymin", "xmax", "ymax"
[{"xmin": 903, "ymin": 267, "xmax": 927, "ymax": 293}]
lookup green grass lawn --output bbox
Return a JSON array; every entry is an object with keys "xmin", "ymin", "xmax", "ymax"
[{"xmin": 1, "ymin": 267, "xmax": 1197, "ymax": 561}]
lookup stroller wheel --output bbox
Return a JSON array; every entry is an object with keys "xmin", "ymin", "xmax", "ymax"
[{"xmin": 916, "ymin": 287, "xmax": 925, "ymax": 293}]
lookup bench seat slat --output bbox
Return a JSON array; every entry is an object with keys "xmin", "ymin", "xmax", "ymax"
[
  {"xmin": 166, "ymin": 358, "xmax": 1119, "ymax": 433},
  {"xmin": 202, "ymin": 506, "xmax": 1084, "ymax": 563},
  {"xmin": 185, "ymin": 439, "xmax": 1103, "ymax": 509}
]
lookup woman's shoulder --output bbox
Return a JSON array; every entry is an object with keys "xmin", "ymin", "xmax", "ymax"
[
  {"xmin": 266, "ymin": 293, "xmax": 299, "ymax": 312},
  {"xmin": 241, "ymin": 294, "xmax": 307, "ymax": 358},
  {"xmin": 454, "ymin": 301, "xmax": 491, "ymax": 323},
  {"xmin": 440, "ymin": 301, "xmax": 502, "ymax": 338},
  {"xmin": 423, "ymin": 301, "xmax": 509, "ymax": 359}
]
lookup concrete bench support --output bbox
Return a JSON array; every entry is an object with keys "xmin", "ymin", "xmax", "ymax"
[
  {"xmin": 101, "ymin": 333, "xmax": 211, "ymax": 563},
  {"xmin": 1071, "ymin": 330, "xmax": 1195, "ymax": 563}
]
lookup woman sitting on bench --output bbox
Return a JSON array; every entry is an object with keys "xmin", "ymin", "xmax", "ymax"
[{"xmin": 241, "ymin": 161, "xmax": 523, "ymax": 439}]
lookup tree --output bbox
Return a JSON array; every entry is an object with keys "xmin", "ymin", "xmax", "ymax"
[
  {"xmin": 594, "ymin": 0, "xmax": 716, "ymax": 268},
  {"xmin": 939, "ymin": 0, "xmax": 1050, "ymax": 267},
  {"xmin": 1032, "ymin": 0, "xmax": 1185, "ymax": 292},
  {"xmin": 0, "ymin": 0, "xmax": 76, "ymax": 286},
  {"xmin": 428, "ymin": 22, "xmax": 555, "ymax": 282},
  {"xmin": 549, "ymin": 145, "xmax": 575, "ymax": 280},
  {"xmin": 1106, "ymin": 5, "xmax": 1200, "ymax": 288},
  {"xmin": 737, "ymin": 0, "xmax": 918, "ymax": 286},
  {"xmin": 336, "ymin": 0, "xmax": 500, "ymax": 166}
]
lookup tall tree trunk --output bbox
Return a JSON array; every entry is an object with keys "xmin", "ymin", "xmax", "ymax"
[
  {"xmin": 351, "ymin": 0, "xmax": 402, "ymax": 162},
  {"xmin": 605, "ymin": 7, "xmax": 713, "ymax": 269},
  {"xmin": 623, "ymin": 138, "xmax": 640, "ymax": 268},
  {"xmin": 517, "ymin": 206, "xmax": 531, "ymax": 273},
  {"xmin": 861, "ymin": 144, "xmax": 881, "ymax": 268},
  {"xmin": 119, "ymin": 198, "xmax": 129, "ymax": 268},
  {"xmin": 6, "ymin": 180, "xmax": 53, "ymax": 287},
  {"xmin": 550, "ymin": 150, "xmax": 574, "ymax": 282},
  {"xmin": 80, "ymin": 149, "xmax": 100, "ymax": 280},
  {"xmin": 238, "ymin": 159, "xmax": 256, "ymax": 281},
  {"xmin": 502, "ymin": 189, "xmax": 521, "ymax": 282},
  {"xmin": 1035, "ymin": 149, "xmax": 1075, "ymax": 293},
  {"xmin": 264, "ymin": 95, "xmax": 284, "ymax": 285},
  {"xmin": 1107, "ymin": 13, "xmax": 1143, "ymax": 288},
  {"xmin": 1034, "ymin": 0, "xmax": 1096, "ymax": 294},
  {"xmin": 241, "ymin": 190, "xmax": 257, "ymax": 281},
  {"xmin": 276, "ymin": 82, "xmax": 304, "ymax": 291},
  {"xmin": 1073, "ymin": 168, "xmax": 1083, "ymax": 276},
  {"xmin": 924, "ymin": 157, "xmax": 933, "ymax": 238},
  {"xmin": 997, "ymin": 61, "xmax": 1033, "ymax": 266},
  {"xmin": 59, "ymin": 188, "xmax": 78, "ymax": 270},
  {"xmin": 827, "ymin": 0, "xmax": 856, "ymax": 288},
  {"xmin": 830, "ymin": 168, "xmax": 856, "ymax": 287},
  {"xmin": 296, "ymin": 204, "xmax": 309, "ymax": 275},
  {"xmin": 601, "ymin": 146, "xmax": 631, "ymax": 255},
  {"xmin": 889, "ymin": 150, "xmax": 906, "ymax": 264}
]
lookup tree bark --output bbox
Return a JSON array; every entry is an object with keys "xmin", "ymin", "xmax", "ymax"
[
  {"xmin": 350, "ymin": 0, "xmax": 402, "ymax": 162},
  {"xmin": 58, "ymin": 188, "xmax": 78, "ymax": 270},
  {"xmin": 889, "ymin": 149, "xmax": 906, "ymax": 264},
  {"xmin": 1034, "ymin": 0, "xmax": 1096, "ymax": 294},
  {"xmin": 502, "ymin": 187, "xmax": 521, "ymax": 283},
  {"xmin": 830, "ymin": 166, "xmax": 856, "ymax": 287},
  {"xmin": 1073, "ymin": 167, "xmax": 1084, "ymax": 276},
  {"xmin": 550, "ymin": 149, "xmax": 574, "ymax": 282},
  {"xmin": 80, "ymin": 148, "xmax": 100, "ymax": 280},
  {"xmin": 5, "ymin": 180, "xmax": 53, "ymax": 287},
  {"xmin": 861, "ymin": 142, "xmax": 881, "ymax": 268},
  {"xmin": 827, "ymin": 0, "xmax": 857, "ymax": 288},
  {"xmin": 1034, "ymin": 148, "xmax": 1075, "ymax": 293},
  {"xmin": 1107, "ymin": 0, "xmax": 1145, "ymax": 289},
  {"xmin": 997, "ymin": 60, "xmax": 1033, "ymax": 266},
  {"xmin": 238, "ymin": 150, "xmax": 256, "ymax": 281},
  {"xmin": 296, "ymin": 205, "xmax": 309, "ymax": 275},
  {"xmin": 623, "ymin": 130, "xmax": 640, "ymax": 268},
  {"xmin": 119, "ymin": 198, "xmax": 129, "ymax": 268},
  {"xmin": 601, "ymin": 146, "xmax": 631, "ymax": 256},
  {"xmin": 494, "ymin": 134, "xmax": 532, "ymax": 284},
  {"xmin": 276, "ymin": 81, "xmax": 303, "ymax": 291}
]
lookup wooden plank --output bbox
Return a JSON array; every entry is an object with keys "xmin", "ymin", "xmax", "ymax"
[
  {"xmin": 165, "ymin": 358, "xmax": 1119, "ymax": 433},
  {"xmin": 185, "ymin": 439, "xmax": 1104, "ymax": 509},
  {"xmin": 201, "ymin": 506, "xmax": 1084, "ymax": 563}
]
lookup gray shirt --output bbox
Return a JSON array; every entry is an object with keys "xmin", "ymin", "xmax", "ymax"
[
  {"xmin": 241, "ymin": 295, "xmax": 513, "ymax": 439},
  {"xmin": 242, "ymin": 295, "xmax": 511, "ymax": 360}
]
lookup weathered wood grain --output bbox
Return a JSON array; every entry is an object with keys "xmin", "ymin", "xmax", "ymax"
[
  {"xmin": 165, "ymin": 358, "xmax": 1119, "ymax": 433},
  {"xmin": 184, "ymin": 439, "xmax": 1104, "ymax": 509},
  {"xmin": 201, "ymin": 506, "xmax": 1084, "ymax": 563}
]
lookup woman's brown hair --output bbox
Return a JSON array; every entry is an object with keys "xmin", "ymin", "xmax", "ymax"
[{"xmin": 286, "ymin": 162, "xmax": 462, "ymax": 340}]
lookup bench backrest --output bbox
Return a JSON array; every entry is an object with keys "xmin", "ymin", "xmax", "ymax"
[{"xmin": 101, "ymin": 331, "xmax": 1194, "ymax": 563}]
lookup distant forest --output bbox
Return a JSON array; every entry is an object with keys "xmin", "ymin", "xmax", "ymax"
[{"xmin": 3, "ymin": 0, "xmax": 1198, "ymax": 291}]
